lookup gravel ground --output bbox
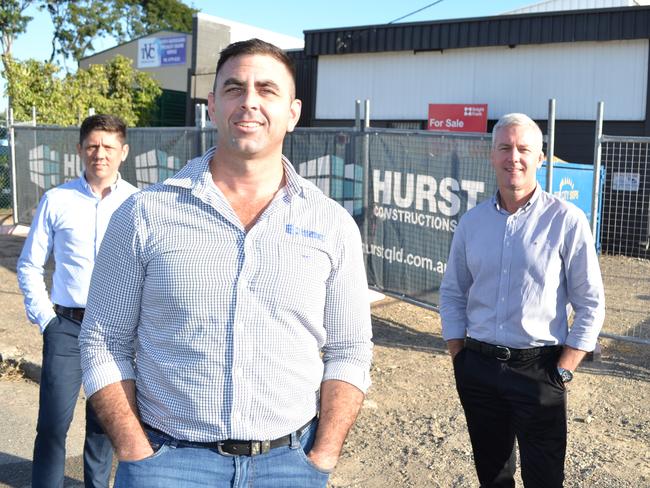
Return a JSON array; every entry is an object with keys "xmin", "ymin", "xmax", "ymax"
[
  {"xmin": 1, "ymin": 226, "xmax": 648, "ymax": 487},
  {"xmin": 329, "ymin": 255, "xmax": 650, "ymax": 487}
]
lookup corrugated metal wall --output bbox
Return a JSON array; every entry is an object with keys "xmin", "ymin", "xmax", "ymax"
[{"xmin": 315, "ymin": 39, "xmax": 648, "ymax": 121}]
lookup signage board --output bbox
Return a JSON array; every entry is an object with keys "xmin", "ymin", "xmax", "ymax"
[
  {"xmin": 427, "ymin": 104, "xmax": 488, "ymax": 133},
  {"xmin": 138, "ymin": 36, "xmax": 187, "ymax": 68}
]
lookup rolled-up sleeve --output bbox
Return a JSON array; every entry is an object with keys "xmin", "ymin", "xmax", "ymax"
[
  {"xmin": 563, "ymin": 214, "xmax": 605, "ymax": 351},
  {"xmin": 321, "ymin": 215, "xmax": 373, "ymax": 393},
  {"xmin": 80, "ymin": 196, "xmax": 144, "ymax": 397}
]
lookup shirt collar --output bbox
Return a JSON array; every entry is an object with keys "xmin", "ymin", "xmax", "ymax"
[
  {"xmin": 164, "ymin": 146, "xmax": 306, "ymax": 199},
  {"xmin": 80, "ymin": 171, "xmax": 122, "ymax": 196},
  {"xmin": 493, "ymin": 184, "xmax": 541, "ymax": 214}
]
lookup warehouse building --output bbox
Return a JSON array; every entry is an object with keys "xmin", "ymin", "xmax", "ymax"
[
  {"xmin": 79, "ymin": 13, "xmax": 303, "ymax": 126},
  {"xmin": 297, "ymin": 0, "xmax": 650, "ymax": 162}
]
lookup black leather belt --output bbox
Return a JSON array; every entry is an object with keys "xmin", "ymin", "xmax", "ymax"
[
  {"xmin": 144, "ymin": 418, "xmax": 315, "ymax": 456},
  {"xmin": 54, "ymin": 305, "xmax": 85, "ymax": 322},
  {"xmin": 465, "ymin": 337, "xmax": 561, "ymax": 361}
]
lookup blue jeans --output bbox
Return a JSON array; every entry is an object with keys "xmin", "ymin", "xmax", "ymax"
[
  {"xmin": 32, "ymin": 315, "xmax": 113, "ymax": 488},
  {"xmin": 114, "ymin": 419, "xmax": 331, "ymax": 487}
]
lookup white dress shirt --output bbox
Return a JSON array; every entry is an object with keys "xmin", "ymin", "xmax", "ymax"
[{"xmin": 17, "ymin": 174, "xmax": 138, "ymax": 331}]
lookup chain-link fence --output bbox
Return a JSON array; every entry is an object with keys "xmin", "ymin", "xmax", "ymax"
[
  {"xmin": 13, "ymin": 123, "xmax": 637, "ymax": 346},
  {"xmin": 11, "ymin": 125, "xmax": 498, "ymax": 309},
  {"xmin": 598, "ymin": 135, "xmax": 650, "ymax": 344},
  {"xmin": 0, "ymin": 125, "xmax": 10, "ymax": 213}
]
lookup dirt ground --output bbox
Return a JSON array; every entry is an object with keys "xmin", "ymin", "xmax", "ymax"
[
  {"xmin": 330, "ymin": 254, "xmax": 650, "ymax": 487},
  {"xmin": 1, "ymin": 228, "xmax": 648, "ymax": 487}
]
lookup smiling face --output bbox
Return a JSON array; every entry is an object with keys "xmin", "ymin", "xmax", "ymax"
[
  {"xmin": 208, "ymin": 54, "xmax": 301, "ymax": 163},
  {"xmin": 78, "ymin": 130, "xmax": 128, "ymax": 188},
  {"xmin": 491, "ymin": 124, "xmax": 544, "ymax": 196}
]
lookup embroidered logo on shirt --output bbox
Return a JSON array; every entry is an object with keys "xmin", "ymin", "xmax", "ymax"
[{"xmin": 285, "ymin": 224, "xmax": 325, "ymax": 241}]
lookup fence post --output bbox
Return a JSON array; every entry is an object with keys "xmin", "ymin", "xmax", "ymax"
[
  {"xmin": 546, "ymin": 99, "xmax": 556, "ymax": 193},
  {"xmin": 361, "ymin": 100, "xmax": 371, "ymax": 246},
  {"xmin": 195, "ymin": 103, "xmax": 207, "ymax": 155},
  {"xmin": 354, "ymin": 100, "xmax": 361, "ymax": 131},
  {"xmin": 591, "ymin": 101, "xmax": 604, "ymax": 239},
  {"xmin": 200, "ymin": 103, "xmax": 207, "ymax": 155},
  {"xmin": 9, "ymin": 111, "xmax": 18, "ymax": 225},
  {"xmin": 31, "ymin": 105, "xmax": 36, "ymax": 126}
]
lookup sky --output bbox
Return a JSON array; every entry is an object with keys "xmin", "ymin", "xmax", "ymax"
[{"xmin": 2, "ymin": 0, "xmax": 538, "ymax": 113}]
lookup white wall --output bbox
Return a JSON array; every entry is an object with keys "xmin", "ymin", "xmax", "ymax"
[
  {"xmin": 195, "ymin": 13, "xmax": 303, "ymax": 49},
  {"xmin": 505, "ymin": 0, "xmax": 650, "ymax": 15},
  {"xmin": 315, "ymin": 39, "xmax": 648, "ymax": 121}
]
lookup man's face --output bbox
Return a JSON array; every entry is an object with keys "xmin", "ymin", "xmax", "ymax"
[
  {"xmin": 78, "ymin": 130, "xmax": 128, "ymax": 185},
  {"xmin": 208, "ymin": 54, "xmax": 301, "ymax": 160},
  {"xmin": 491, "ymin": 124, "xmax": 544, "ymax": 194}
]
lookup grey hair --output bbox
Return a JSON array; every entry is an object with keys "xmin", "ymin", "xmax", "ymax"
[{"xmin": 492, "ymin": 113, "xmax": 543, "ymax": 150}]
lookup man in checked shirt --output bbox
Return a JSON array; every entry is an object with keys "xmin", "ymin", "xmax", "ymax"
[{"xmin": 79, "ymin": 38, "xmax": 373, "ymax": 487}]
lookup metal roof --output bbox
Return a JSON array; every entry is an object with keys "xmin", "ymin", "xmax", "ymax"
[{"xmin": 304, "ymin": 6, "xmax": 650, "ymax": 56}]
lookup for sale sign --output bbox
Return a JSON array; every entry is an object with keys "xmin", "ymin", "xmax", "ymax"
[{"xmin": 427, "ymin": 104, "xmax": 488, "ymax": 133}]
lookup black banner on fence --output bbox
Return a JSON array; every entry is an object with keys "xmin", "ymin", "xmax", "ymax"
[
  {"xmin": 13, "ymin": 126, "xmax": 496, "ymax": 309},
  {"xmin": 363, "ymin": 131, "xmax": 496, "ymax": 307}
]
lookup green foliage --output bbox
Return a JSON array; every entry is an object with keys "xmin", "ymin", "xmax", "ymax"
[
  {"xmin": 0, "ymin": 0, "xmax": 34, "ymax": 55},
  {"xmin": 37, "ymin": 0, "xmax": 196, "ymax": 66},
  {"xmin": 116, "ymin": 0, "xmax": 196, "ymax": 41},
  {"xmin": 43, "ymin": 0, "xmax": 124, "ymax": 65},
  {"xmin": 5, "ymin": 54, "xmax": 161, "ymax": 126}
]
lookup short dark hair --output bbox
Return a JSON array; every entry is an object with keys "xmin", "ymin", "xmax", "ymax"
[
  {"xmin": 79, "ymin": 114, "xmax": 127, "ymax": 145},
  {"xmin": 214, "ymin": 38, "xmax": 296, "ymax": 94}
]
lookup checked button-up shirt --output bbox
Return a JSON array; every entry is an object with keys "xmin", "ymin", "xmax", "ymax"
[{"xmin": 80, "ymin": 147, "xmax": 373, "ymax": 442}]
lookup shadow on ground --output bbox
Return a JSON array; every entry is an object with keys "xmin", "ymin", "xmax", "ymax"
[
  {"xmin": 371, "ymin": 316, "xmax": 447, "ymax": 355},
  {"xmin": 0, "ymin": 452, "xmax": 83, "ymax": 488}
]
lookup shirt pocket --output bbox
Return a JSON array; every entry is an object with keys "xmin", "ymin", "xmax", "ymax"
[
  {"xmin": 252, "ymin": 238, "xmax": 332, "ymax": 313},
  {"xmin": 517, "ymin": 239, "xmax": 560, "ymax": 301}
]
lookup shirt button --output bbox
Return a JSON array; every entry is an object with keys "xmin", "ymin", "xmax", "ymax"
[
  {"xmin": 503, "ymin": 269, "xmax": 507, "ymax": 274},
  {"xmin": 501, "ymin": 297, "xmax": 505, "ymax": 302},
  {"xmin": 235, "ymin": 368, "xmax": 243, "ymax": 377}
]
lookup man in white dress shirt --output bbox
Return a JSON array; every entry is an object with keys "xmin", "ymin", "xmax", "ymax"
[{"xmin": 17, "ymin": 114, "xmax": 138, "ymax": 488}]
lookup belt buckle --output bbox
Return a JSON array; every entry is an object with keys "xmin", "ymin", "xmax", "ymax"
[
  {"xmin": 495, "ymin": 345, "xmax": 511, "ymax": 361},
  {"xmin": 216, "ymin": 442, "xmax": 236, "ymax": 457}
]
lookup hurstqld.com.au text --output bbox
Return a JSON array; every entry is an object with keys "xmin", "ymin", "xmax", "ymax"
[{"xmin": 362, "ymin": 243, "xmax": 447, "ymax": 274}]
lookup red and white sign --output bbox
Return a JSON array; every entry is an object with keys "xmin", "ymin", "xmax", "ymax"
[{"xmin": 427, "ymin": 104, "xmax": 488, "ymax": 133}]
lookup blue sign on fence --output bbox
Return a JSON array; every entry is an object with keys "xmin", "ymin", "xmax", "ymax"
[{"xmin": 536, "ymin": 161, "xmax": 604, "ymax": 250}]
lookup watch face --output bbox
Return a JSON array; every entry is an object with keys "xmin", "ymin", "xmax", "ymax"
[{"xmin": 559, "ymin": 368, "xmax": 573, "ymax": 383}]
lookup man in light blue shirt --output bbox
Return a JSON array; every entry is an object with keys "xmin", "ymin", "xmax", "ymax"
[
  {"xmin": 17, "ymin": 114, "xmax": 138, "ymax": 488},
  {"xmin": 440, "ymin": 113, "xmax": 605, "ymax": 488},
  {"xmin": 79, "ymin": 39, "xmax": 372, "ymax": 487}
]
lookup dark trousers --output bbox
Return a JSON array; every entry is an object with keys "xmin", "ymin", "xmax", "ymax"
[
  {"xmin": 32, "ymin": 315, "xmax": 113, "ymax": 488},
  {"xmin": 453, "ymin": 346, "xmax": 567, "ymax": 488}
]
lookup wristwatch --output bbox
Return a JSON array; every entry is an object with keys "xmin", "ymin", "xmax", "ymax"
[{"xmin": 557, "ymin": 367, "xmax": 574, "ymax": 383}]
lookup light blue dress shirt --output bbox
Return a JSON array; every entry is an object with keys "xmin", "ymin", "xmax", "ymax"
[
  {"xmin": 440, "ymin": 185, "xmax": 605, "ymax": 351},
  {"xmin": 17, "ymin": 174, "xmax": 138, "ymax": 331},
  {"xmin": 79, "ymin": 147, "xmax": 373, "ymax": 442}
]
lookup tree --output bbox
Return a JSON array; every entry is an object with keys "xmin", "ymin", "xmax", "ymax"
[
  {"xmin": 115, "ymin": 0, "xmax": 196, "ymax": 42},
  {"xmin": 4, "ymin": 55, "xmax": 161, "ymax": 126},
  {"xmin": 0, "ymin": 0, "xmax": 34, "ymax": 57},
  {"xmin": 39, "ymin": 0, "xmax": 195, "ymax": 68},
  {"xmin": 43, "ymin": 0, "xmax": 123, "ymax": 68}
]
